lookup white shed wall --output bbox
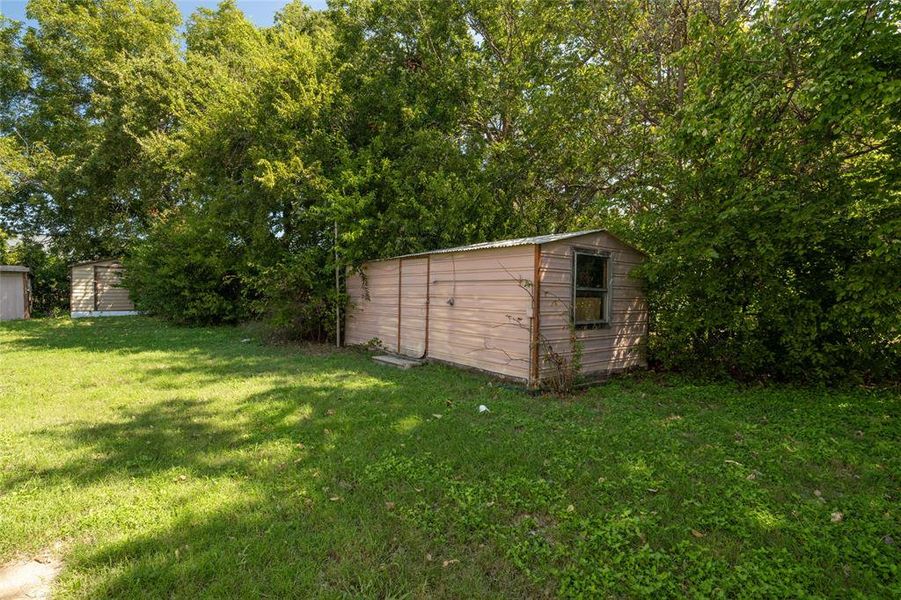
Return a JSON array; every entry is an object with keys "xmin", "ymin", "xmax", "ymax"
[
  {"xmin": 70, "ymin": 261, "xmax": 135, "ymax": 315},
  {"xmin": 426, "ymin": 247, "xmax": 533, "ymax": 380}
]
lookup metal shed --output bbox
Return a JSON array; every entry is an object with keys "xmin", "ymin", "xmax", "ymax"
[
  {"xmin": 344, "ymin": 230, "xmax": 648, "ymax": 387},
  {"xmin": 70, "ymin": 259, "xmax": 137, "ymax": 318},
  {"xmin": 0, "ymin": 265, "xmax": 32, "ymax": 321}
]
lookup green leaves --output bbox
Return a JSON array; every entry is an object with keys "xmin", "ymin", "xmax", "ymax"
[
  {"xmin": 1, "ymin": 0, "xmax": 895, "ymax": 378},
  {"xmin": 1, "ymin": 0, "xmax": 182, "ymax": 254},
  {"xmin": 642, "ymin": 0, "xmax": 901, "ymax": 382}
]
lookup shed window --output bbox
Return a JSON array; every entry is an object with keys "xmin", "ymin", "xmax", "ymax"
[{"xmin": 573, "ymin": 251, "xmax": 610, "ymax": 326}]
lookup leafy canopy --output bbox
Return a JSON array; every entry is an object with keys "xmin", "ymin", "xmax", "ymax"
[{"xmin": 0, "ymin": 0, "xmax": 896, "ymax": 380}]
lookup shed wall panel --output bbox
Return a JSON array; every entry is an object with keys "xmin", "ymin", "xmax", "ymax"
[
  {"xmin": 95, "ymin": 266, "xmax": 134, "ymax": 311},
  {"xmin": 399, "ymin": 257, "xmax": 428, "ymax": 357},
  {"xmin": 345, "ymin": 259, "xmax": 400, "ymax": 351},
  {"xmin": 70, "ymin": 261, "xmax": 135, "ymax": 314},
  {"xmin": 70, "ymin": 266, "xmax": 95, "ymax": 312},
  {"xmin": 426, "ymin": 246, "xmax": 533, "ymax": 380},
  {"xmin": 539, "ymin": 232, "xmax": 647, "ymax": 378},
  {"xmin": 345, "ymin": 246, "xmax": 535, "ymax": 381}
]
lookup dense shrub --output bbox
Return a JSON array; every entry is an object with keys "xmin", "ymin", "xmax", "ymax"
[
  {"xmin": 640, "ymin": 1, "xmax": 900, "ymax": 383},
  {"xmin": 123, "ymin": 215, "xmax": 342, "ymax": 338},
  {"xmin": 243, "ymin": 250, "xmax": 341, "ymax": 342},
  {"xmin": 122, "ymin": 211, "xmax": 249, "ymax": 325}
]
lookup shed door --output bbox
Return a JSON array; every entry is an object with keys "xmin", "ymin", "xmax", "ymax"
[{"xmin": 398, "ymin": 257, "xmax": 428, "ymax": 357}]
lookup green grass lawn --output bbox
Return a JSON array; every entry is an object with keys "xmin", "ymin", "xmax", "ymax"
[{"xmin": 0, "ymin": 317, "xmax": 897, "ymax": 598}]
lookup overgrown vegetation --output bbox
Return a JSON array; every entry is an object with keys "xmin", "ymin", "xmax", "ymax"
[
  {"xmin": 540, "ymin": 323, "xmax": 583, "ymax": 395},
  {"xmin": 643, "ymin": 1, "xmax": 901, "ymax": 382},
  {"xmin": 1, "ymin": 0, "xmax": 898, "ymax": 381},
  {"xmin": 1, "ymin": 317, "xmax": 897, "ymax": 597}
]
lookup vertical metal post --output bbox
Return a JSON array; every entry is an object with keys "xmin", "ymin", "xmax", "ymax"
[
  {"xmin": 397, "ymin": 258, "xmax": 403, "ymax": 354},
  {"xmin": 530, "ymin": 244, "xmax": 541, "ymax": 388},
  {"xmin": 423, "ymin": 255, "xmax": 430, "ymax": 358},
  {"xmin": 92, "ymin": 265, "xmax": 98, "ymax": 311},
  {"xmin": 334, "ymin": 221, "xmax": 340, "ymax": 348}
]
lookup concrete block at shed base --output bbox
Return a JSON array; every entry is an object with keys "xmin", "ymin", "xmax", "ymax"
[
  {"xmin": 71, "ymin": 310, "xmax": 141, "ymax": 318},
  {"xmin": 373, "ymin": 355, "xmax": 424, "ymax": 369}
]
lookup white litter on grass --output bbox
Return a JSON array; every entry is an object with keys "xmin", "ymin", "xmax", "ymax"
[
  {"xmin": 240, "ymin": 338, "xmax": 252, "ymax": 343},
  {"xmin": 478, "ymin": 405, "xmax": 490, "ymax": 414}
]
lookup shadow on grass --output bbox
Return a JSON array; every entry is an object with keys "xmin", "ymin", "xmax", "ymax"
[
  {"xmin": 3, "ymin": 318, "xmax": 897, "ymax": 597},
  {"xmin": 1, "ymin": 316, "xmax": 400, "ymax": 388},
  {"xmin": 32, "ymin": 395, "xmax": 533, "ymax": 597},
  {"xmin": 3, "ymin": 317, "xmax": 541, "ymax": 598},
  {"xmin": 62, "ymin": 491, "xmax": 536, "ymax": 599},
  {"xmin": 5, "ymin": 375, "xmax": 432, "ymax": 493}
]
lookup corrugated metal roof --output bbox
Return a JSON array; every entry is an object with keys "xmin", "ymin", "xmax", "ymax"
[
  {"xmin": 391, "ymin": 229, "xmax": 606, "ymax": 259},
  {"xmin": 0, "ymin": 265, "xmax": 30, "ymax": 273},
  {"xmin": 70, "ymin": 257, "xmax": 121, "ymax": 268}
]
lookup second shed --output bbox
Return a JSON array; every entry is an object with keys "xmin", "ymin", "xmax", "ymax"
[{"xmin": 70, "ymin": 259, "xmax": 137, "ymax": 318}]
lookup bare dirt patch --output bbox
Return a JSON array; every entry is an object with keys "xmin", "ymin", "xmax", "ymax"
[{"xmin": 0, "ymin": 550, "xmax": 61, "ymax": 600}]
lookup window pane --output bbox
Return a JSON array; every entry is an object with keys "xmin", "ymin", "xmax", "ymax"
[
  {"xmin": 575, "ymin": 290, "xmax": 605, "ymax": 323},
  {"xmin": 576, "ymin": 254, "xmax": 607, "ymax": 289}
]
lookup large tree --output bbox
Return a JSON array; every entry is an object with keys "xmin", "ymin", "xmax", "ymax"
[
  {"xmin": 1, "ymin": 0, "xmax": 896, "ymax": 380},
  {"xmin": 0, "ymin": 0, "xmax": 181, "ymax": 257},
  {"xmin": 644, "ymin": 0, "xmax": 900, "ymax": 380}
]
